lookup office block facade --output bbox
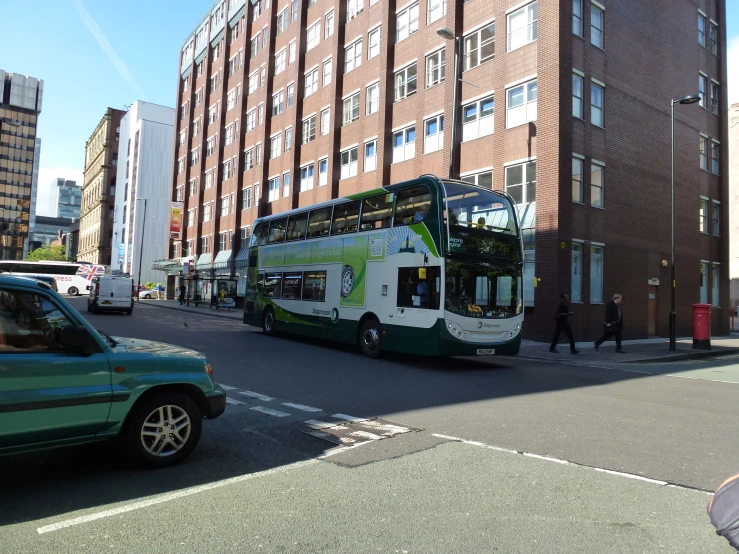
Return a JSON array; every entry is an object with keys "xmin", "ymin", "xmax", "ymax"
[{"xmin": 169, "ymin": 0, "xmax": 729, "ymax": 340}]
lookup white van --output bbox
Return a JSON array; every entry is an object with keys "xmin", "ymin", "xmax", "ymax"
[{"xmin": 87, "ymin": 275, "xmax": 134, "ymax": 314}]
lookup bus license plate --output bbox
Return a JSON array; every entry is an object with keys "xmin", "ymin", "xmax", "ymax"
[
  {"xmin": 477, "ymin": 348, "xmax": 495, "ymax": 356},
  {"xmin": 101, "ymin": 300, "xmax": 112, "ymax": 304}
]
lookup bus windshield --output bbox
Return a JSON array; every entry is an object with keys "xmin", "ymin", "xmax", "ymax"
[
  {"xmin": 445, "ymin": 259, "xmax": 522, "ymax": 319},
  {"xmin": 442, "ymin": 182, "xmax": 518, "ymax": 236}
]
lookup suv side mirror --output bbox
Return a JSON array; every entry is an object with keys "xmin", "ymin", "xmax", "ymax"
[{"xmin": 58, "ymin": 325, "xmax": 96, "ymax": 354}]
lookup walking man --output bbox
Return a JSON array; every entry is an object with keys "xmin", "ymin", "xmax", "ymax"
[
  {"xmin": 550, "ymin": 293, "xmax": 580, "ymax": 354},
  {"xmin": 178, "ymin": 284, "xmax": 186, "ymax": 305},
  {"xmin": 595, "ymin": 293, "xmax": 625, "ymax": 353}
]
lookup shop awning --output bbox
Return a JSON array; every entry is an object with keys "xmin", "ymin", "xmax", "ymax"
[
  {"xmin": 234, "ymin": 248, "xmax": 249, "ymax": 268},
  {"xmin": 195, "ymin": 253, "xmax": 212, "ymax": 270},
  {"xmin": 212, "ymin": 249, "xmax": 232, "ymax": 270}
]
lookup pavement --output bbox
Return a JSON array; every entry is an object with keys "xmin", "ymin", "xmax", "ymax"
[{"xmin": 6, "ymin": 297, "xmax": 734, "ymax": 552}]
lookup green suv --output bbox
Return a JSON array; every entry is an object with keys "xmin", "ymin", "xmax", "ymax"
[{"xmin": 0, "ymin": 275, "xmax": 226, "ymax": 467}]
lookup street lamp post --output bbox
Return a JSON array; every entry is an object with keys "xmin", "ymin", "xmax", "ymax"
[
  {"xmin": 669, "ymin": 93, "xmax": 701, "ymax": 351},
  {"xmin": 135, "ymin": 198, "xmax": 147, "ymax": 301},
  {"xmin": 436, "ymin": 28, "xmax": 461, "ymax": 180}
]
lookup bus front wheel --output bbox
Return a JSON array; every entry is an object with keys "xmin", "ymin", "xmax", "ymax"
[
  {"xmin": 358, "ymin": 319, "xmax": 382, "ymax": 359},
  {"xmin": 262, "ymin": 308, "xmax": 276, "ymax": 336},
  {"xmin": 68, "ymin": 286, "xmax": 79, "ymax": 296}
]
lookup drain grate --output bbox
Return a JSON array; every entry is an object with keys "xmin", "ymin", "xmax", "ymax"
[{"xmin": 302, "ymin": 417, "xmax": 422, "ymax": 446}]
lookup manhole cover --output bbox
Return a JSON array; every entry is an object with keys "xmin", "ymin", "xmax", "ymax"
[{"xmin": 302, "ymin": 417, "xmax": 422, "ymax": 446}]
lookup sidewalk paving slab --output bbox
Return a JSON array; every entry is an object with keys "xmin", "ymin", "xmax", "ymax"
[{"xmin": 136, "ymin": 299, "xmax": 243, "ymax": 321}]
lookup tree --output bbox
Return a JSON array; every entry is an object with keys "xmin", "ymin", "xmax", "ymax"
[{"xmin": 26, "ymin": 245, "xmax": 69, "ymax": 262}]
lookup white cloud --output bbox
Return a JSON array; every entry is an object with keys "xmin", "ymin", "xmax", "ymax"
[
  {"xmin": 36, "ymin": 166, "xmax": 84, "ymax": 218},
  {"xmin": 729, "ymin": 36, "xmax": 739, "ymax": 106},
  {"xmin": 73, "ymin": 0, "xmax": 145, "ymax": 98}
]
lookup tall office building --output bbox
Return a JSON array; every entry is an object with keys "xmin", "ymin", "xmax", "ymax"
[
  {"xmin": 45, "ymin": 178, "xmax": 82, "ymax": 219},
  {"xmin": 0, "ymin": 69, "xmax": 43, "ymax": 260},
  {"xmin": 167, "ymin": 0, "xmax": 729, "ymax": 340},
  {"xmin": 24, "ymin": 137, "xmax": 42, "ymax": 257},
  {"xmin": 112, "ymin": 101, "xmax": 175, "ymax": 285},
  {"xmin": 78, "ymin": 108, "xmax": 125, "ymax": 266}
]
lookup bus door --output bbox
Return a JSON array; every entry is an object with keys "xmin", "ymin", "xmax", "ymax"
[{"xmin": 395, "ymin": 266, "xmax": 441, "ymax": 354}]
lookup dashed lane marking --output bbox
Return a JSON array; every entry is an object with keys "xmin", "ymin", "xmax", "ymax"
[
  {"xmin": 237, "ymin": 390, "xmax": 274, "ymax": 401},
  {"xmin": 250, "ymin": 406, "xmax": 291, "ymax": 417},
  {"xmin": 219, "ymin": 384, "xmax": 238, "ymax": 390},
  {"xmin": 225, "ymin": 397, "xmax": 246, "ymax": 406},
  {"xmin": 332, "ymin": 413, "xmax": 368, "ymax": 422},
  {"xmin": 281, "ymin": 402, "xmax": 322, "ymax": 412}
]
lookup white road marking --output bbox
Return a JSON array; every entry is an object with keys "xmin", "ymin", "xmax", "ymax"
[
  {"xmin": 250, "ymin": 406, "xmax": 290, "ymax": 417},
  {"xmin": 282, "ymin": 402, "xmax": 322, "ymax": 412},
  {"xmin": 237, "ymin": 390, "xmax": 274, "ymax": 401},
  {"xmin": 331, "ymin": 413, "xmax": 367, "ymax": 422},
  {"xmin": 304, "ymin": 419, "xmax": 335, "ymax": 429},
  {"xmin": 591, "ymin": 467, "xmax": 667, "ymax": 485},
  {"xmin": 36, "ymin": 459, "xmax": 318, "ymax": 534},
  {"xmin": 219, "ymin": 384, "xmax": 237, "ymax": 390},
  {"xmin": 225, "ymin": 397, "xmax": 245, "ymax": 406},
  {"xmin": 350, "ymin": 431, "xmax": 384, "ymax": 440}
]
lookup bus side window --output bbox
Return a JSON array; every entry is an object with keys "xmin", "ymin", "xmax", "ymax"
[
  {"xmin": 253, "ymin": 223, "xmax": 268, "ymax": 246},
  {"xmin": 331, "ymin": 200, "xmax": 360, "ymax": 235},
  {"xmin": 268, "ymin": 218, "xmax": 288, "ymax": 244},
  {"xmin": 394, "ymin": 186, "xmax": 432, "ymax": 226},
  {"xmin": 396, "ymin": 267, "xmax": 439, "ymax": 310},
  {"xmin": 286, "ymin": 213, "xmax": 309, "ymax": 241},
  {"xmin": 307, "ymin": 207, "xmax": 332, "ymax": 239},
  {"xmin": 360, "ymin": 194, "xmax": 394, "ymax": 231},
  {"xmin": 257, "ymin": 272, "xmax": 265, "ymax": 294}
]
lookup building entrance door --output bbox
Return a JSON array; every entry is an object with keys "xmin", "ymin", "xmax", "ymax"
[{"xmin": 647, "ymin": 285, "xmax": 659, "ymax": 337}]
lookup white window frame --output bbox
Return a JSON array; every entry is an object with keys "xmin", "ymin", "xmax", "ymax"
[
  {"xmin": 423, "ymin": 114, "xmax": 444, "ymax": 154},
  {"xmin": 320, "ymin": 108, "xmax": 331, "ymax": 136},
  {"xmin": 591, "ymin": 162, "xmax": 604, "ymax": 208},
  {"xmin": 425, "ymin": 48, "xmax": 445, "ymax": 88},
  {"xmin": 275, "ymin": 49, "xmax": 286, "ymax": 74},
  {"xmin": 368, "ymin": 27, "xmax": 381, "ymax": 60},
  {"xmin": 364, "ymin": 139, "xmax": 377, "ymax": 172},
  {"xmin": 307, "ymin": 21, "xmax": 321, "ymax": 51},
  {"xmin": 268, "ymin": 175, "xmax": 280, "ymax": 202},
  {"xmin": 571, "ymin": 242, "xmax": 583, "ymax": 303},
  {"xmin": 285, "ymin": 127, "xmax": 293, "ymax": 152},
  {"xmin": 283, "ymin": 171, "xmax": 291, "ymax": 197},
  {"xmin": 340, "ymin": 146, "xmax": 359, "ymax": 179},
  {"xmin": 573, "ymin": 72, "xmax": 584, "ymax": 118},
  {"xmin": 463, "ymin": 22, "xmax": 495, "ymax": 71},
  {"xmin": 270, "ymin": 132, "xmax": 282, "ymax": 160},
  {"xmin": 325, "ymin": 11, "xmax": 334, "ymax": 38},
  {"xmin": 345, "ymin": 40, "xmax": 362, "ymax": 74},
  {"xmin": 347, "ymin": 0, "xmax": 363, "ymax": 21},
  {"xmin": 323, "ymin": 58, "xmax": 333, "ymax": 86},
  {"xmin": 699, "ymin": 73, "xmax": 707, "ymax": 108},
  {"xmin": 573, "ymin": 0, "xmax": 583, "ymax": 36},
  {"xmin": 590, "ymin": 245, "xmax": 604, "ymax": 304},
  {"xmin": 318, "ymin": 157, "xmax": 329, "ymax": 186},
  {"xmin": 342, "ymin": 93, "xmax": 360, "ymax": 126},
  {"xmin": 572, "ymin": 156, "xmax": 583, "ymax": 203},
  {"xmin": 462, "ymin": 95, "xmax": 494, "ymax": 141},
  {"xmin": 272, "ymin": 90, "xmax": 285, "ymax": 116},
  {"xmin": 396, "ymin": 3, "xmax": 419, "ymax": 43},
  {"xmin": 427, "ymin": 0, "xmax": 446, "ymax": 24},
  {"xmin": 504, "ymin": 160, "xmax": 537, "ymax": 205},
  {"xmin": 366, "ymin": 83, "xmax": 380, "ymax": 115},
  {"xmin": 392, "ymin": 125, "xmax": 416, "ymax": 163},
  {"xmin": 394, "ymin": 62, "xmax": 418, "ymax": 102},
  {"xmin": 699, "ymin": 135, "xmax": 708, "ymax": 170},
  {"xmin": 591, "ymin": 81, "xmax": 604, "ymax": 127},
  {"xmin": 711, "ymin": 140, "xmax": 720, "ymax": 175},
  {"xmin": 700, "ymin": 262, "xmax": 708, "ymax": 304},
  {"xmin": 300, "ymin": 164, "xmax": 315, "ymax": 191},
  {"xmin": 590, "ymin": 3, "xmax": 604, "ymax": 49},
  {"xmin": 305, "ymin": 67, "xmax": 319, "ymax": 97},
  {"xmin": 506, "ymin": 79, "xmax": 537, "ymax": 128},
  {"xmin": 302, "ymin": 115, "xmax": 316, "ymax": 144},
  {"xmin": 507, "ymin": 1, "xmax": 538, "ymax": 52}
]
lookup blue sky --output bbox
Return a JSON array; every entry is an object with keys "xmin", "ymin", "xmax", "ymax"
[{"xmin": 0, "ymin": 0, "xmax": 737, "ymax": 215}]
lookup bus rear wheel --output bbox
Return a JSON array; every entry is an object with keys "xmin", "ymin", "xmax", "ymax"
[
  {"xmin": 262, "ymin": 308, "xmax": 276, "ymax": 336},
  {"xmin": 358, "ymin": 319, "xmax": 382, "ymax": 358},
  {"xmin": 68, "ymin": 286, "xmax": 79, "ymax": 296}
]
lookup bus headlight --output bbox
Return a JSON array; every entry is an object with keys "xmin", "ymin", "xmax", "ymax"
[
  {"xmin": 507, "ymin": 323, "xmax": 522, "ymax": 339},
  {"xmin": 446, "ymin": 321, "xmax": 464, "ymax": 339}
]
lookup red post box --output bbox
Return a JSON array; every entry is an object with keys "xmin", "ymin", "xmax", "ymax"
[{"xmin": 692, "ymin": 303, "xmax": 712, "ymax": 350}]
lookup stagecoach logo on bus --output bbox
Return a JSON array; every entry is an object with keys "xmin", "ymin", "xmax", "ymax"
[
  {"xmin": 310, "ymin": 307, "xmax": 340, "ymax": 323},
  {"xmin": 477, "ymin": 321, "xmax": 502, "ymax": 330}
]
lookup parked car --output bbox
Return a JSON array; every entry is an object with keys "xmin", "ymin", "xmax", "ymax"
[
  {"xmin": 0, "ymin": 275, "xmax": 226, "ymax": 467},
  {"xmin": 87, "ymin": 275, "xmax": 134, "ymax": 314},
  {"xmin": 139, "ymin": 289, "xmax": 158, "ymax": 299},
  {"xmin": 32, "ymin": 275, "xmax": 58, "ymax": 292}
]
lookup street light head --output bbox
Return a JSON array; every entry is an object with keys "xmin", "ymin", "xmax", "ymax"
[
  {"xmin": 677, "ymin": 94, "xmax": 701, "ymax": 105},
  {"xmin": 436, "ymin": 27, "xmax": 456, "ymax": 41}
]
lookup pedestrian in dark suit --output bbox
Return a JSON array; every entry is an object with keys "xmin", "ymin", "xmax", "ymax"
[
  {"xmin": 550, "ymin": 294, "xmax": 580, "ymax": 354},
  {"xmin": 594, "ymin": 293, "xmax": 625, "ymax": 353}
]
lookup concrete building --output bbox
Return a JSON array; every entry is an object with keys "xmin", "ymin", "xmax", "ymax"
[
  {"xmin": 112, "ymin": 101, "xmax": 175, "ymax": 286},
  {"xmin": 79, "ymin": 108, "xmax": 125, "ymax": 266},
  {"xmin": 0, "ymin": 69, "xmax": 43, "ymax": 260},
  {"xmin": 24, "ymin": 137, "xmax": 42, "ymax": 258},
  {"xmin": 45, "ymin": 178, "xmax": 82, "ymax": 219},
  {"xmin": 32, "ymin": 216, "xmax": 75, "ymax": 248},
  {"xmin": 167, "ymin": 0, "xmax": 729, "ymax": 340},
  {"xmin": 729, "ymin": 103, "xmax": 738, "ymax": 307}
]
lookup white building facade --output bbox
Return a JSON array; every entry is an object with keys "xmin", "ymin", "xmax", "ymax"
[
  {"xmin": 730, "ymin": 103, "xmax": 739, "ymax": 307},
  {"xmin": 113, "ymin": 101, "xmax": 175, "ymax": 285}
]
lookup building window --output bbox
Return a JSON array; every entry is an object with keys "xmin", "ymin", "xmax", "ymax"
[
  {"xmin": 591, "ymin": 83, "xmax": 604, "ymax": 127},
  {"xmin": 177, "ymin": 158, "xmax": 184, "ymax": 175},
  {"xmin": 189, "ymin": 178, "xmax": 198, "ymax": 196},
  {"xmin": 591, "ymin": 4, "xmax": 604, "ymax": 48},
  {"xmin": 709, "ymin": 21, "xmax": 718, "ymax": 56},
  {"xmin": 573, "ymin": 73, "xmax": 584, "ymax": 118},
  {"xmin": 251, "ymin": 34, "xmax": 261, "ymax": 57},
  {"xmin": 396, "ymin": 3, "xmax": 419, "ymax": 43},
  {"xmin": 366, "ymin": 83, "xmax": 379, "ymax": 115},
  {"xmin": 205, "ymin": 169, "xmax": 213, "ymax": 189},
  {"xmin": 343, "ymin": 93, "xmax": 360, "ymax": 126},
  {"xmin": 428, "ymin": 0, "xmax": 446, "ymax": 24},
  {"xmin": 209, "ymin": 105, "xmax": 218, "ymax": 125},
  {"xmin": 283, "ymin": 172, "xmax": 291, "ymax": 197},
  {"xmin": 275, "ymin": 49, "xmax": 286, "ymax": 74},
  {"xmin": 340, "ymin": 147, "xmax": 359, "ymax": 179},
  {"xmin": 506, "ymin": 79, "xmax": 537, "ymax": 128},
  {"xmin": 572, "ymin": 157, "xmax": 583, "ymax": 203},
  {"xmin": 225, "ymin": 125, "xmax": 235, "ymax": 146},
  {"xmin": 291, "ymin": 0, "xmax": 299, "ymax": 22},
  {"xmin": 304, "ymin": 67, "xmax": 319, "ymax": 97},
  {"xmin": 426, "ymin": 49, "xmax": 445, "ymax": 88},
  {"xmin": 700, "ymin": 262, "xmax": 708, "ymax": 304},
  {"xmin": 193, "ymin": 119, "xmax": 199, "ymax": 137},
  {"xmin": 699, "ymin": 74, "xmax": 707, "ymax": 108},
  {"xmin": 249, "ymin": 71, "xmax": 258, "ymax": 94},
  {"xmin": 223, "ymin": 159, "xmax": 232, "ymax": 180},
  {"xmin": 424, "ymin": 115, "xmax": 444, "ymax": 154},
  {"xmin": 203, "ymin": 202, "xmax": 211, "ymax": 222},
  {"xmin": 698, "ymin": 12, "xmax": 706, "ymax": 47},
  {"xmin": 285, "ymin": 127, "xmax": 293, "ymax": 151},
  {"xmin": 179, "ymin": 130, "xmax": 186, "ymax": 146},
  {"xmin": 573, "ymin": 0, "xmax": 583, "ymax": 36},
  {"xmin": 300, "ymin": 164, "xmax": 314, "ymax": 191},
  {"xmin": 307, "ymin": 21, "xmax": 321, "ymax": 50},
  {"xmin": 710, "ymin": 81, "xmax": 719, "ymax": 115},
  {"xmin": 699, "ymin": 135, "xmax": 708, "ymax": 170},
  {"xmin": 368, "ymin": 27, "xmax": 381, "ymax": 60},
  {"xmin": 571, "ymin": 243, "xmax": 582, "ymax": 303},
  {"xmin": 323, "ymin": 59, "xmax": 333, "ymax": 86},
  {"xmin": 287, "ymin": 84, "xmax": 295, "ymax": 108},
  {"xmin": 261, "ymin": 65, "xmax": 266, "ymax": 86},
  {"xmin": 345, "ymin": 40, "xmax": 362, "ymax": 74},
  {"xmin": 319, "ymin": 159, "xmax": 328, "ymax": 186},
  {"xmin": 392, "ymin": 126, "xmax": 416, "ymax": 163},
  {"xmin": 190, "ymin": 149, "xmax": 199, "ymax": 167},
  {"xmin": 711, "ymin": 140, "xmax": 720, "ymax": 175},
  {"xmin": 273, "ymin": 91, "xmax": 285, "ymax": 116},
  {"xmin": 364, "ymin": 140, "xmax": 377, "ymax": 172},
  {"xmin": 241, "ymin": 226, "xmax": 251, "ymax": 242},
  {"xmin": 302, "ymin": 115, "xmax": 316, "ymax": 144},
  {"xmin": 228, "ymin": 55, "xmax": 239, "ymax": 77},
  {"xmin": 246, "ymin": 109, "xmax": 256, "ymax": 132},
  {"xmin": 394, "ymin": 63, "xmax": 417, "ymax": 102},
  {"xmin": 276, "ymin": 8, "xmax": 289, "ymax": 35},
  {"xmin": 263, "ymin": 27, "xmax": 269, "ymax": 48},
  {"xmin": 270, "ymin": 133, "xmax": 282, "ymax": 159},
  {"xmin": 462, "ymin": 96, "xmax": 494, "ymax": 141},
  {"xmin": 219, "ymin": 232, "xmax": 229, "ymax": 252},
  {"xmin": 507, "ymin": 1, "xmax": 538, "ymax": 51},
  {"xmin": 590, "ymin": 246, "xmax": 603, "ymax": 304},
  {"xmin": 206, "ymin": 137, "xmax": 215, "ymax": 157},
  {"xmin": 712, "ymin": 264, "xmax": 720, "ymax": 307},
  {"xmin": 460, "ymin": 170, "xmax": 493, "ymax": 189},
  {"xmin": 505, "ymin": 161, "xmax": 536, "ymax": 204},
  {"xmin": 243, "ymin": 187, "xmax": 252, "ymax": 209},
  {"xmin": 347, "ymin": 0, "xmax": 363, "ymax": 21},
  {"xmin": 244, "ymin": 148, "xmax": 254, "ymax": 170},
  {"xmin": 289, "ymin": 40, "xmax": 297, "ymax": 64},
  {"xmin": 320, "ymin": 108, "xmax": 331, "ymax": 136},
  {"xmin": 268, "ymin": 176, "xmax": 280, "ymax": 202},
  {"xmin": 210, "ymin": 74, "xmax": 219, "ymax": 93},
  {"xmin": 712, "ymin": 201, "xmax": 720, "ymax": 236},
  {"xmin": 187, "ymin": 209, "xmax": 195, "ymax": 227},
  {"xmin": 221, "ymin": 196, "xmax": 229, "ymax": 217},
  {"xmin": 325, "ymin": 11, "xmax": 334, "ymax": 37},
  {"xmin": 699, "ymin": 198, "xmax": 708, "ymax": 233},
  {"xmin": 464, "ymin": 23, "xmax": 495, "ymax": 70},
  {"xmin": 591, "ymin": 162, "xmax": 603, "ymax": 208}
]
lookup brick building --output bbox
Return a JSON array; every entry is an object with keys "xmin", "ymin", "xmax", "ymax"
[
  {"xmin": 79, "ymin": 108, "xmax": 125, "ymax": 266},
  {"xmin": 168, "ymin": 0, "xmax": 729, "ymax": 340}
]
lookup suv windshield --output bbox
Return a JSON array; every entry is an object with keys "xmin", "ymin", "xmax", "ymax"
[{"xmin": 445, "ymin": 260, "xmax": 522, "ymax": 319}]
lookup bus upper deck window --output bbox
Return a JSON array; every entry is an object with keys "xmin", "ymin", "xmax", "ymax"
[
  {"xmin": 268, "ymin": 218, "xmax": 288, "ymax": 244},
  {"xmin": 394, "ymin": 186, "xmax": 432, "ymax": 226},
  {"xmin": 286, "ymin": 213, "xmax": 309, "ymax": 241},
  {"xmin": 253, "ymin": 223, "xmax": 269, "ymax": 246},
  {"xmin": 360, "ymin": 193, "xmax": 394, "ymax": 230},
  {"xmin": 307, "ymin": 207, "xmax": 332, "ymax": 239},
  {"xmin": 331, "ymin": 201, "xmax": 360, "ymax": 235}
]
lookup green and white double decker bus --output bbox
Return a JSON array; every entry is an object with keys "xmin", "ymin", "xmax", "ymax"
[{"xmin": 244, "ymin": 174, "xmax": 524, "ymax": 357}]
